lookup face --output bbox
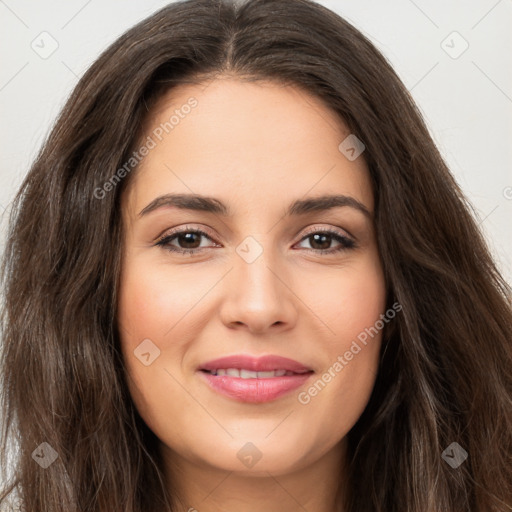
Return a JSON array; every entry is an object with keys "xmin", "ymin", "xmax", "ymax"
[{"xmin": 117, "ymin": 76, "xmax": 386, "ymax": 478}]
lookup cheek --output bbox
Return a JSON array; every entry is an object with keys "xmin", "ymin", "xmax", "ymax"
[
  {"xmin": 117, "ymin": 253, "xmax": 199, "ymax": 343},
  {"xmin": 335, "ymin": 256, "xmax": 386, "ymax": 374},
  {"xmin": 117, "ymin": 260, "xmax": 195, "ymax": 438},
  {"xmin": 298, "ymin": 254, "xmax": 386, "ymax": 424},
  {"xmin": 310, "ymin": 254, "xmax": 386, "ymax": 346}
]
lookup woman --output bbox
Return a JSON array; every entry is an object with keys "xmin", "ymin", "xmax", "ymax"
[{"xmin": 1, "ymin": 0, "xmax": 511, "ymax": 510}]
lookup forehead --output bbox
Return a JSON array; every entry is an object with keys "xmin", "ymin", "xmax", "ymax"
[{"xmin": 124, "ymin": 77, "xmax": 373, "ymax": 217}]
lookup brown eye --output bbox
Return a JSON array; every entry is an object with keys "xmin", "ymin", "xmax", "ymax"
[
  {"xmin": 296, "ymin": 229, "xmax": 356, "ymax": 254},
  {"xmin": 156, "ymin": 228, "xmax": 216, "ymax": 255}
]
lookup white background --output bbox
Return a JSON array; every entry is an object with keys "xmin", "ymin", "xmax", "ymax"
[{"xmin": 0, "ymin": 0, "xmax": 511, "ymax": 276}]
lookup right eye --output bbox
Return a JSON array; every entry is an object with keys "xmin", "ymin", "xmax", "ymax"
[{"xmin": 156, "ymin": 227, "xmax": 219, "ymax": 255}]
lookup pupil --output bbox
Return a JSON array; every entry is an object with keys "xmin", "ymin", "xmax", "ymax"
[
  {"xmin": 180, "ymin": 233, "xmax": 200, "ymax": 249},
  {"xmin": 312, "ymin": 233, "xmax": 330, "ymax": 250}
]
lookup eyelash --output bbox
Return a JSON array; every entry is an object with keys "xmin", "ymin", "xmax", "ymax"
[{"xmin": 155, "ymin": 225, "xmax": 356, "ymax": 256}]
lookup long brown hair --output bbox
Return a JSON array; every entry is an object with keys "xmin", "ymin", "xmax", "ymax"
[{"xmin": 1, "ymin": 0, "xmax": 511, "ymax": 510}]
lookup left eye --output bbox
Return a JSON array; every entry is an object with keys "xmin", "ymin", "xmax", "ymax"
[
  {"xmin": 156, "ymin": 228, "xmax": 356, "ymax": 255},
  {"xmin": 296, "ymin": 230, "xmax": 355, "ymax": 253}
]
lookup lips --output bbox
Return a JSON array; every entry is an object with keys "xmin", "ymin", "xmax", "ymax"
[{"xmin": 197, "ymin": 354, "xmax": 314, "ymax": 403}]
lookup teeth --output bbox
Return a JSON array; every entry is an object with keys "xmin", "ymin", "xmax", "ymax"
[
  {"xmin": 256, "ymin": 370, "xmax": 278, "ymax": 378},
  {"xmin": 240, "ymin": 369, "xmax": 258, "ymax": 379},
  {"xmin": 208, "ymin": 368, "xmax": 300, "ymax": 378}
]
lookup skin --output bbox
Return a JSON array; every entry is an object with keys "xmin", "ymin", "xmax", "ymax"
[{"xmin": 118, "ymin": 75, "xmax": 386, "ymax": 512}]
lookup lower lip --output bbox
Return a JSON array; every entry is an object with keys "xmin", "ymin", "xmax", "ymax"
[{"xmin": 198, "ymin": 371, "xmax": 313, "ymax": 403}]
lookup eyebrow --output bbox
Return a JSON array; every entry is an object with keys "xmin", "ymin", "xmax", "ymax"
[{"xmin": 138, "ymin": 193, "xmax": 372, "ymax": 219}]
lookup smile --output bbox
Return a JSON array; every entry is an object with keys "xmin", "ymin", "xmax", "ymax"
[{"xmin": 201, "ymin": 368, "xmax": 310, "ymax": 378}]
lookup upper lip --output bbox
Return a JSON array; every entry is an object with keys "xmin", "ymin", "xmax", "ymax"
[{"xmin": 199, "ymin": 354, "xmax": 313, "ymax": 373}]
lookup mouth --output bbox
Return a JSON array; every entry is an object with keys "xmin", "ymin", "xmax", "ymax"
[
  {"xmin": 199, "ymin": 354, "xmax": 313, "ymax": 373},
  {"xmin": 197, "ymin": 354, "xmax": 314, "ymax": 403},
  {"xmin": 200, "ymin": 368, "xmax": 311, "ymax": 378}
]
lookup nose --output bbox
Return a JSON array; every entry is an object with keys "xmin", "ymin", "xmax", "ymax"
[{"xmin": 218, "ymin": 244, "xmax": 298, "ymax": 334}]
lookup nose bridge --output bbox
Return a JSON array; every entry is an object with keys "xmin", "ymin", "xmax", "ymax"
[
  {"xmin": 234, "ymin": 233, "xmax": 283, "ymax": 301},
  {"xmin": 219, "ymin": 233, "xmax": 297, "ymax": 331}
]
